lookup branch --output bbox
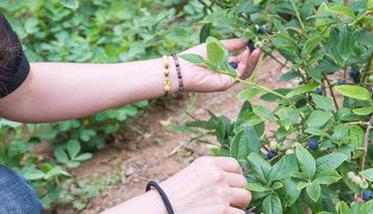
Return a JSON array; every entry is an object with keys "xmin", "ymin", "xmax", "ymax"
[
  {"xmin": 361, "ymin": 116, "xmax": 373, "ymax": 170},
  {"xmin": 322, "ymin": 74, "xmax": 339, "ymax": 110}
]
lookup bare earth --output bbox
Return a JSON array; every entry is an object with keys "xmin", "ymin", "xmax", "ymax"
[{"xmin": 56, "ymin": 57, "xmax": 289, "ymax": 214}]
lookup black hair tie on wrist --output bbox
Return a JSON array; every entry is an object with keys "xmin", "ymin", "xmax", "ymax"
[{"xmin": 145, "ymin": 181, "xmax": 175, "ymax": 214}]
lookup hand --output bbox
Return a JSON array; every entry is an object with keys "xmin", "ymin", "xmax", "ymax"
[
  {"xmin": 159, "ymin": 156, "xmax": 251, "ymax": 214},
  {"xmin": 176, "ymin": 39, "xmax": 262, "ymax": 92}
]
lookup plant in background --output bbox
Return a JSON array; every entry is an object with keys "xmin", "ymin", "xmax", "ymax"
[{"xmin": 184, "ymin": 0, "xmax": 373, "ymax": 213}]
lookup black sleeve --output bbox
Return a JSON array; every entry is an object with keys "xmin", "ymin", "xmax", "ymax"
[{"xmin": 0, "ymin": 13, "xmax": 30, "ymax": 98}]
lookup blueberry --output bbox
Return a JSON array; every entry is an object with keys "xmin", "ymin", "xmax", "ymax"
[
  {"xmin": 308, "ymin": 138, "xmax": 318, "ymax": 150},
  {"xmin": 247, "ymin": 40, "xmax": 255, "ymax": 52},
  {"xmin": 363, "ymin": 190, "xmax": 373, "ymax": 201},
  {"xmin": 315, "ymin": 87, "xmax": 323, "ymax": 95},
  {"xmin": 337, "ymin": 79, "xmax": 347, "ymax": 85},
  {"xmin": 266, "ymin": 151, "xmax": 276, "ymax": 159},
  {"xmin": 353, "ymin": 74, "xmax": 361, "ymax": 83},
  {"xmin": 349, "ymin": 66, "xmax": 359, "ymax": 79},
  {"xmin": 229, "ymin": 61, "xmax": 238, "ymax": 69},
  {"xmin": 257, "ymin": 26, "xmax": 266, "ymax": 34}
]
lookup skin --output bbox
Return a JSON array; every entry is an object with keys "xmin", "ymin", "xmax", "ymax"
[{"xmin": 0, "ymin": 39, "xmax": 261, "ymax": 214}]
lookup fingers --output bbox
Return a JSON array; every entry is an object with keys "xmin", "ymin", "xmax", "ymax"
[
  {"xmin": 230, "ymin": 207, "xmax": 247, "ymax": 214},
  {"xmin": 221, "ymin": 39, "xmax": 247, "ymax": 52},
  {"xmin": 225, "ymin": 172, "xmax": 247, "ymax": 188},
  {"xmin": 236, "ymin": 49, "xmax": 262, "ymax": 79},
  {"xmin": 213, "ymin": 157, "xmax": 243, "ymax": 174},
  {"xmin": 229, "ymin": 188, "xmax": 252, "ymax": 209}
]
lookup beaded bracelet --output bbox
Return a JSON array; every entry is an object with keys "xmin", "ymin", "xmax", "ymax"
[
  {"xmin": 171, "ymin": 53, "xmax": 184, "ymax": 99},
  {"xmin": 162, "ymin": 55, "xmax": 172, "ymax": 96}
]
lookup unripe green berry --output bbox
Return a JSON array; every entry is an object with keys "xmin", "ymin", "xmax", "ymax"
[
  {"xmin": 269, "ymin": 141, "xmax": 278, "ymax": 151},
  {"xmin": 352, "ymin": 176, "xmax": 362, "ymax": 185},
  {"xmin": 286, "ymin": 149, "xmax": 294, "ymax": 155},
  {"xmin": 360, "ymin": 179, "xmax": 369, "ymax": 189},
  {"xmin": 254, "ymin": 41, "xmax": 263, "ymax": 48},
  {"xmin": 348, "ymin": 172, "xmax": 355, "ymax": 180}
]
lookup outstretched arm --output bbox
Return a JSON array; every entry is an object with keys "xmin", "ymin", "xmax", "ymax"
[{"xmin": 0, "ymin": 39, "xmax": 261, "ymax": 123}]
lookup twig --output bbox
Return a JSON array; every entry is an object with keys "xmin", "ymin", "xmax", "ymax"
[
  {"xmin": 322, "ymin": 74, "xmax": 339, "ymax": 110},
  {"xmin": 361, "ymin": 116, "xmax": 373, "ymax": 170}
]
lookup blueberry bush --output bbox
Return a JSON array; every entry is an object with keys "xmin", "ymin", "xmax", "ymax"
[
  {"xmin": 183, "ymin": 0, "xmax": 373, "ymax": 213},
  {"xmin": 0, "ymin": 0, "xmax": 204, "ymax": 210}
]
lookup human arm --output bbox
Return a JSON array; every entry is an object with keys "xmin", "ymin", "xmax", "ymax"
[
  {"xmin": 103, "ymin": 157, "xmax": 251, "ymax": 214},
  {"xmin": 0, "ymin": 39, "xmax": 261, "ymax": 123}
]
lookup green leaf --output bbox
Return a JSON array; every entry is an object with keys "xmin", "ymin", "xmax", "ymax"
[
  {"xmin": 245, "ymin": 183, "xmax": 268, "ymax": 192},
  {"xmin": 295, "ymin": 144, "xmax": 316, "ymax": 179},
  {"xmin": 306, "ymin": 181, "xmax": 321, "ymax": 202},
  {"xmin": 314, "ymin": 166, "xmax": 341, "ymax": 185},
  {"xmin": 311, "ymin": 94, "xmax": 334, "ymax": 111},
  {"xmin": 279, "ymin": 179, "xmax": 301, "ymax": 206},
  {"xmin": 335, "ymin": 85, "xmax": 371, "ymax": 101},
  {"xmin": 307, "ymin": 110, "xmax": 332, "ymax": 128},
  {"xmin": 54, "ymin": 148, "xmax": 69, "ymax": 163},
  {"xmin": 352, "ymin": 107, "xmax": 373, "ymax": 116},
  {"xmin": 23, "ymin": 169, "xmax": 45, "ymax": 181},
  {"xmin": 75, "ymin": 153, "xmax": 93, "ymax": 161},
  {"xmin": 247, "ymin": 153, "xmax": 271, "ymax": 184},
  {"xmin": 329, "ymin": 5, "xmax": 356, "ymax": 20},
  {"xmin": 360, "ymin": 200, "xmax": 373, "ymax": 214},
  {"xmin": 360, "ymin": 168, "xmax": 373, "ymax": 182},
  {"xmin": 302, "ymin": 36, "xmax": 321, "ymax": 57},
  {"xmin": 206, "ymin": 37, "xmax": 228, "ymax": 69},
  {"xmin": 337, "ymin": 201, "xmax": 352, "ymax": 214},
  {"xmin": 271, "ymin": 181, "xmax": 283, "ymax": 190},
  {"xmin": 180, "ymin": 54, "xmax": 206, "ymax": 64},
  {"xmin": 287, "ymin": 82, "xmax": 319, "ymax": 97},
  {"xmin": 59, "ymin": 0, "xmax": 79, "ymax": 9},
  {"xmin": 200, "ymin": 24, "xmax": 211, "ymax": 43},
  {"xmin": 316, "ymin": 153, "xmax": 348, "ymax": 170},
  {"xmin": 238, "ymin": 86, "xmax": 266, "ymax": 101},
  {"xmin": 263, "ymin": 194, "xmax": 283, "ymax": 214},
  {"xmin": 67, "ymin": 139, "xmax": 80, "ymax": 159},
  {"xmin": 253, "ymin": 105, "xmax": 276, "ymax": 122}
]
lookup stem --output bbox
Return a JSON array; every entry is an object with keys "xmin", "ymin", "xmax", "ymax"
[
  {"xmin": 234, "ymin": 77, "xmax": 297, "ymax": 109},
  {"xmin": 361, "ymin": 116, "xmax": 373, "ymax": 170},
  {"xmin": 289, "ymin": 0, "xmax": 305, "ymax": 30},
  {"xmin": 322, "ymin": 74, "xmax": 339, "ymax": 110}
]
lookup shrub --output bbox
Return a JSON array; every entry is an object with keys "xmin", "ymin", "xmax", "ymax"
[{"xmin": 185, "ymin": 0, "xmax": 373, "ymax": 213}]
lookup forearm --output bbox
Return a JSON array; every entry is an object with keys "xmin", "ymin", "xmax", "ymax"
[
  {"xmin": 103, "ymin": 191, "xmax": 166, "ymax": 214},
  {"xmin": 0, "ymin": 58, "xmax": 177, "ymax": 123}
]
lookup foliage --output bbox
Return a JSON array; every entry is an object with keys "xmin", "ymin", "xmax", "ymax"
[
  {"xmin": 184, "ymin": 0, "xmax": 373, "ymax": 213},
  {"xmin": 0, "ymin": 0, "xmax": 203, "ymax": 210}
]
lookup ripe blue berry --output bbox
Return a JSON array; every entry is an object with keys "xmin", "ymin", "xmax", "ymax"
[
  {"xmin": 337, "ymin": 79, "xmax": 347, "ymax": 85},
  {"xmin": 266, "ymin": 151, "xmax": 276, "ymax": 159},
  {"xmin": 257, "ymin": 26, "xmax": 266, "ymax": 34},
  {"xmin": 315, "ymin": 87, "xmax": 323, "ymax": 95},
  {"xmin": 247, "ymin": 40, "xmax": 255, "ymax": 52},
  {"xmin": 308, "ymin": 138, "xmax": 318, "ymax": 150},
  {"xmin": 363, "ymin": 190, "xmax": 373, "ymax": 201},
  {"xmin": 229, "ymin": 62, "xmax": 238, "ymax": 69}
]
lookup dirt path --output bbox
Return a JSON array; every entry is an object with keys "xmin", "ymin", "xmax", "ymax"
[{"xmin": 57, "ymin": 57, "xmax": 288, "ymax": 214}]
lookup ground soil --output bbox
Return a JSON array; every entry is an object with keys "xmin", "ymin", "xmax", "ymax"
[{"xmin": 56, "ymin": 57, "xmax": 290, "ymax": 214}]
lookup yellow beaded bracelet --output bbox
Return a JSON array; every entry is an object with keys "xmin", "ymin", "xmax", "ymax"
[{"xmin": 162, "ymin": 55, "xmax": 172, "ymax": 96}]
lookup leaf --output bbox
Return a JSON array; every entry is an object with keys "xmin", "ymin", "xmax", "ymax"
[
  {"xmin": 263, "ymin": 194, "xmax": 283, "ymax": 214},
  {"xmin": 337, "ymin": 201, "xmax": 352, "ymax": 214},
  {"xmin": 245, "ymin": 183, "xmax": 268, "ymax": 192},
  {"xmin": 230, "ymin": 130, "xmax": 244, "ymax": 159},
  {"xmin": 75, "ymin": 153, "xmax": 93, "ymax": 161},
  {"xmin": 287, "ymin": 82, "xmax": 319, "ymax": 97},
  {"xmin": 314, "ymin": 166, "xmax": 341, "ymax": 185},
  {"xmin": 302, "ymin": 36, "xmax": 321, "ymax": 57},
  {"xmin": 238, "ymin": 86, "xmax": 265, "ymax": 101},
  {"xmin": 295, "ymin": 144, "xmax": 316, "ymax": 179},
  {"xmin": 180, "ymin": 54, "xmax": 206, "ymax": 64},
  {"xmin": 360, "ymin": 168, "xmax": 373, "ymax": 182},
  {"xmin": 307, "ymin": 110, "xmax": 332, "ymax": 128},
  {"xmin": 311, "ymin": 94, "xmax": 334, "ymax": 111},
  {"xmin": 59, "ymin": 0, "xmax": 79, "ymax": 9},
  {"xmin": 206, "ymin": 37, "xmax": 228, "ymax": 69},
  {"xmin": 200, "ymin": 24, "xmax": 211, "ymax": 43},
  {"xmin": 279, "ymin": 179, "xmax": 301, "ymax": 206},
  {"xmin": 54, "ymin": 148, "xmax": 69, "ymax": 163},
  {"xmin": 360, "ymin": 200, "xmax": 373, "ymax": 214},
  {"xmin": 67, "ymin": 139, "xmax": 80, "ymax": 159},
  {"xmin": 335, "ymin": 85, "xmax": 371, "ymax": 101},
  {"xmin": 253, "ymin": 105, "xmax": 276, "ymax": 122},
  {"xmin": 306, "ymin": 181, "xmax": 321, "ymax": 202},
  {"xmin": 329, "ymin": 5, "xmax": 356, "ymax": 20},
  {"xmin": 316, "ymin": 153, "xmax": 348, "ymax": 170},
  {"xmin": 23, "ymin": 169, "xmax": 45, "ymax": 181},
  {"xmin": 247, "ymin": 153, "xmax": 271, "ymax": 184},
  {"xmin": 352, "ymin": 107, "xmax": 373, "ymax": 116}
]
